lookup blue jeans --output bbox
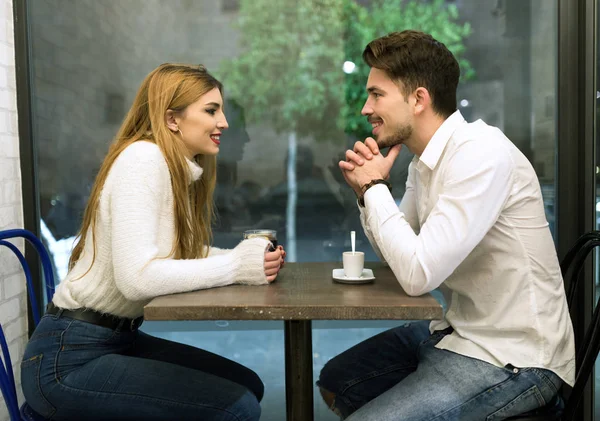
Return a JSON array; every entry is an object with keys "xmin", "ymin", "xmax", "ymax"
[
  {"xmin": 21, "ymin": 312, "xmax": 263, "ymax": 421},
  {"xmin": 317, "ymin": 321, "xmax": 562, "ymax": 421}
]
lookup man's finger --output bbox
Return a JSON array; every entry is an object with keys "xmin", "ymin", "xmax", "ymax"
[
  {"xmin": 385, "ymin": 144, "xmax": 402, "ymax": 163},
  {"xmin": 365, "ymin": 138, "xmax": 380, "ymax": 155},
  {"xmin": 353, "ymin": 142, "xmax": 373, "ymax": 159},
  {"xmin": 346, "ymin": 149, "xmax": 365, "ymax": 165},
  {"xmin": 341, "ymin": 170, "xmax": 352, "ymax": 186},
  {"xmin": 339, "ymin": 160, "xmax": 355, "ymax": 171}
]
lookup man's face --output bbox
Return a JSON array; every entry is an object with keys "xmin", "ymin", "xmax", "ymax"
[{"xmin": 361, "ymin": 67, "xmax": 413, "ymax": 149}]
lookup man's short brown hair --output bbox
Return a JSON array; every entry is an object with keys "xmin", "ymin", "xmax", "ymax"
[{"xmin": 363, "ymin": 30, "xmax": 460, "ymax": 118}]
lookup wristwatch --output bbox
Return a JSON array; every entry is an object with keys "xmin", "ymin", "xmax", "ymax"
[{"xmin": 357, "ymin": 179, "xmax": 392, "ymax": 207}]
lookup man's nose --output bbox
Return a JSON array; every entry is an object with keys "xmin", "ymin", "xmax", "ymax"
[{"xmin": 361, "ymin": 100, "xmax": 373, "ymax": 116}]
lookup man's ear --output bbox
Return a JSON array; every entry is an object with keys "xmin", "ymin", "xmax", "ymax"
[
  {"xmin": 165, "ymin": 109, "xmax": 179, "ymax": 132},
  {"xmin": 413, "ymin": 87, "xmax": 431, "ymax": 115}
]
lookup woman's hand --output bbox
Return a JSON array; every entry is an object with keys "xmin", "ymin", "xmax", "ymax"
[
  {"xmin": 264, "ymin": 247, "xmax": 283, "ymax": 283},
  {"xmin": 277, "ymin": 245, "xmax": 287, "ymax": 268}
]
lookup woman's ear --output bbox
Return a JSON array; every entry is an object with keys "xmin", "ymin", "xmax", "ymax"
[{"xmin": 165, "ymin": 109, "xmax": 179, "ymax": 132}]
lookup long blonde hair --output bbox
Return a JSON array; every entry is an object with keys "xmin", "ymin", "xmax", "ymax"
[{"xmin": 69, "ymin": 63, "xmax": 221, "ymax": 271}]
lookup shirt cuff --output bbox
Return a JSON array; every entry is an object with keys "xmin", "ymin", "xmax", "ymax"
[{"xmin": 364, "ymin": 184, "xmax": 397, "ymax": 218}]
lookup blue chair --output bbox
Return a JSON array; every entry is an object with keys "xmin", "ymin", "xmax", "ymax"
[
  {"xmin": 509, "ymin": 231, "xmax": 600, "ymax": 421},
  {"xmin": 0, "ymin": 229, "xmax": 55, "ymax": 420}
]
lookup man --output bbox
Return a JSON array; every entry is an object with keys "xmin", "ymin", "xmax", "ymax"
[{"xmin": 317, "ymin": 30, "xmax": 575, "ymax": 421}]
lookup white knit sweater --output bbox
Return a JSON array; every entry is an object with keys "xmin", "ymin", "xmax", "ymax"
[{"xmin": 52, "ymin": 141, "xmax": 270, "ymax": 318}]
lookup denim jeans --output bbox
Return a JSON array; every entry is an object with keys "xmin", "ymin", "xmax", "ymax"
[
  {"xmin": 21, "ymin": 312, "xmax": 263, "ymax": 421},
  {"xmin": 317, "ymin": 321, "xmax": 562, "ymax": 421}
]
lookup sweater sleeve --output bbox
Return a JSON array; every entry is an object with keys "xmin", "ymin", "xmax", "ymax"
[
  {"xmin": 108, "ymin": 144, "xmax": 269, "ymax": 301},
  {"xmin": 206, "ymin": 246, "xmax": 232, "ymax": 257}
]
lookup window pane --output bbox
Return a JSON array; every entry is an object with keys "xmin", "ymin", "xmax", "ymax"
[{"xmin": 29, "ymin": 0, "xmax": 556, "ymax": 419}]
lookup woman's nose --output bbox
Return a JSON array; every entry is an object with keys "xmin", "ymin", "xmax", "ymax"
[{"xmin": 218, "ymin": 117, "xmax": 229, "ymax": 130}]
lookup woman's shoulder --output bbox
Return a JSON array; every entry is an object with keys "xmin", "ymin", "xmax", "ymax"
[
  {"xmin": 117, "ymin": 141, "xmax": 166, "ymax": 164},
  {"xmin": 109, "ymin": 141, "xmax": 170, "ymax": 182}
]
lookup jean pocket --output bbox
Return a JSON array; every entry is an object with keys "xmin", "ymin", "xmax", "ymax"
[
  {"xmin": 530, "ymin": 368, "xmax": 562, "ymax": 396},
  {"xmin": 21, "ymin": 354, "xmax": 56, "ymax": 418},
  {"xmin": 486, "ymin": 385, "xmax": 546, "ymax": 421}
]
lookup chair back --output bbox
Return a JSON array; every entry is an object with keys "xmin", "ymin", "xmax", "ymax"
[
  {"xmin": 0, "ymin": 228, "xmax": 56, "ymax": 420},
  {"xmin": 508, "ymin": 230, "xmax": 600, "ymax": 421},
  {"xmin": 561, "ymin": 231, "xmax": 600, "ymax": 308},
  {"xmin": 560, "ymin": 231, "xmax": 600, "ymax": 420}
]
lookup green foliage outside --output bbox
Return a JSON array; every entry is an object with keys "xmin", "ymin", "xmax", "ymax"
[{"xmin": 219, "ymin": 0, "xmax": 473, "ymax": 142}]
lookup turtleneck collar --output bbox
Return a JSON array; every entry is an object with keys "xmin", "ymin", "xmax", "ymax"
[{"xmin": 186, "ymin": 157, "xmax": 204, "ymax": 182}]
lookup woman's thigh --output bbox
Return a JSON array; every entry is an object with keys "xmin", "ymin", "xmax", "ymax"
[
  {"xmin": 21, "ymin": 316, "xmax": 261, "ymax": 421},
  {"xmin": 48, "ymin": 353, "xmax": 261, "ymax": 421},
  {"xmin": 129, "ymin": 330, "xmax": 264, "ymax": 400}
]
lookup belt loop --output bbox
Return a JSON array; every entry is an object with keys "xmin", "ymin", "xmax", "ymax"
[
  {"xmin": 506, "ymin": 364, "xmax": 520, "ymax": 374},
  {"xmin": 53, "ymin": 309, "xmax": 64, "ymax": 320},
  {"xmin": 128, "ymin": 317, "xmax": 143, "ymax": 331}
]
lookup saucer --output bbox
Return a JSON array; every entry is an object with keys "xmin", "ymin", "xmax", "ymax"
[{"xmin": 332, "ymin": 268, "xmax": 375, "ymax": 284}]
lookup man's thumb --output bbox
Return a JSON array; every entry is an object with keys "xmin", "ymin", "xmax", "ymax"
[{"xmin": 385, "ymin": 144, "xmax": 402, "ymax": 162}]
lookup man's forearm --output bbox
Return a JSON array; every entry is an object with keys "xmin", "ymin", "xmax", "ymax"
[{"xmin": 359, "ymin": 206, "xmax": 387, "ymax": 263}]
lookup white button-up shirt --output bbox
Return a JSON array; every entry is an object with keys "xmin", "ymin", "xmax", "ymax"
[{"xmin": 360, "ymin": 111, "xmax": 575, "ymax": 385}]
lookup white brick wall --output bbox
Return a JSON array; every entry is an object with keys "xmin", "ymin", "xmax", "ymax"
[{"xmin": 0, "ymin": 0, "xmax": 26, "ymax": 420}]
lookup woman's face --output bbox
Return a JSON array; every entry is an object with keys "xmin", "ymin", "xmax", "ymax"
[{"xmin": 170, "ymin": 88, "xmax": 229, "ymax": 158}]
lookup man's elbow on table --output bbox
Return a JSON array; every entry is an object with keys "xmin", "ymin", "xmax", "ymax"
[
  {"xmin": 401, "ymin": 284, "xmax": 432, "ymax": 297},
  {"xmin": 394, "ymin": 263, "xmax": 435, "ymax": 297}
]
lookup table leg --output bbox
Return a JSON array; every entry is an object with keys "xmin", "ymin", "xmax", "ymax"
[{"xmin": 284, "ymin": 320, "xmax": 313, "ymax": 421}]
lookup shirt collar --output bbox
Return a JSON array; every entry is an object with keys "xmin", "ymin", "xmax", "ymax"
[
  {"xmin": 418, "ymin": 110, "xmax": 465, "ymax": 170},
  {"xmin": 186, "ymin": 158, "xmax": 204, "ymax": 183}
]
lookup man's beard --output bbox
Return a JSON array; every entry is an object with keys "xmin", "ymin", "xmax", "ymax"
[{"xmin": 376, "ymin": 123, "xmax": 413, "ymax": 149}]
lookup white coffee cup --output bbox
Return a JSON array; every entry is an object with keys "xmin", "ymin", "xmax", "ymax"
[{"xmin": 343, "ymin": 251, "xmax": 364, "ymax": 278}]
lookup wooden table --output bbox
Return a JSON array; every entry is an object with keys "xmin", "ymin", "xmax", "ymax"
[{"xmin": 144, "ymin": 262, "xmax": 443, "ymax": 421}]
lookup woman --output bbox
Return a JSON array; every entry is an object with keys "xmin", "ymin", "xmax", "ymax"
[{"xmin": 21, "ymin": 63, "xmax": 285, "ymax": 421}]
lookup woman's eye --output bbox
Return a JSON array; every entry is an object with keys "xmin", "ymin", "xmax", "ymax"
[{"xmin": 206, "ymin": 109, "xmax": 217, "ymax": 115}]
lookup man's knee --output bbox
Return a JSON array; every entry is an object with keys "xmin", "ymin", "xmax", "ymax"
[
  {"xmin": 319, "ymin": 386, "xmax": 336, "ymax": 408},
  {"xmin": 318, "ymin": 358, "xmax": 344, "ymax": 414},
  {"xmin": 245, "ymin": 371, "xmax": 265, "ymax": 402},
  {"xmin": 231, "ymin": 390, "xmax": 262, "ymax": 421},
  {"xmin": 319, "ymin": 386, "xmax": 346, "ymax": 417},
  {"xmin": 318, "ymin": 355, "xmax": 347, "ymax": 393}
]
